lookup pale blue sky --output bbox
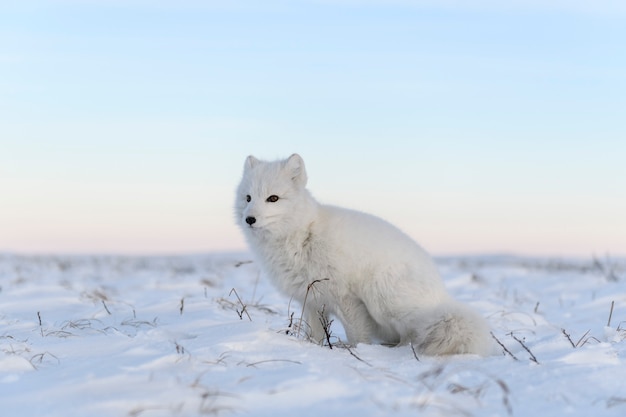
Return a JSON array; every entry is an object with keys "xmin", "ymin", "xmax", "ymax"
[{"xmin": 2, "ymin": 1, "xmax": 625, "ymax": 256}]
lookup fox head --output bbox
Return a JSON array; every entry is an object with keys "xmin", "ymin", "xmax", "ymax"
[{"xmin": 235, "ymin": 153, "xmax": 317, "ymax": 238}]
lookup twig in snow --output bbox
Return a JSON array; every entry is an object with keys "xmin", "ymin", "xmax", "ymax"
[
  {"xmin": 37, "ymin": 312, "xmax": 44, "ymax": 337},
  {"xmin": 318, "ymin": 305, "xmax": 334, "ymax": 349},
  {"xmin": 410, "ymin": 342, "xmax": 420, "ymax": 362},
  {"xmin": 562, "ymin": 328, "xmax": 576, "ymax": 348},
  {"xmin": 338, "ymin": 340, "xmax": 372, "ymax": 367},
  {"xmin": 608, "ymin": 300, "xmax": 615, "ymax": 327},
  {"xmin": 510, "ymin": 334, "xmax": 539, "ymax": 364},
  {"xmin": 491, "ymin": 332, "xmax": 518, "ymax": 361},
  {"xmin": 102, "ymin": 300, "xmax": 112, "ymax": 315},
  {"xmin": 179, "ymin": 297, "xmax": 185, "ymax": 315},
  {"xmin": 286, "ymin": 311, "xmax": 295, "ymax": 334}
]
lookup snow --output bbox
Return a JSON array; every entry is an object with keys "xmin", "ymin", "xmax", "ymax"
[{"xmin": 1, "ymin": 253, "xmax": 625, "ymax": 416}]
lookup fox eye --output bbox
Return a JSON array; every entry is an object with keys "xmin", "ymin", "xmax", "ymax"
[
  {"xmin": 266, "ymin": 195, "xmax": 279, "ymax": 203},
  {"xmin": 246, "ymin": 195, "xmax": 251, "ymax": 202}
]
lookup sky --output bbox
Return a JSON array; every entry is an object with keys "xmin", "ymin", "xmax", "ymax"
[{"xmin": 1, "ymin": 0, "xmax": 625, "ymax": 257}]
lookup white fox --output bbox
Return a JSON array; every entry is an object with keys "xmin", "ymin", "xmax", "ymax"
[{"xmin": 235, "ymin": 154, "xmax": 492, "ymax": 356}]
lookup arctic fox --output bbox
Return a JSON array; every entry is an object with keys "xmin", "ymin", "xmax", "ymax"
[{"xmin": 235, "ymin": 154, "xmax": 492, "ymax": 356}]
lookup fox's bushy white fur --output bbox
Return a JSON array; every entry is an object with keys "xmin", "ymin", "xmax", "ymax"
[{"xmin": 235, "ymin": 154, "xmax": 492, "ymax": 356}]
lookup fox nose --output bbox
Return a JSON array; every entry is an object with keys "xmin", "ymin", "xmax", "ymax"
[{"xmin": 245, "ymin": 216, "xmax": 256, "ymax": 225}]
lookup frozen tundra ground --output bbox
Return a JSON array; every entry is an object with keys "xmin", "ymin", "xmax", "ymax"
[{"xmin": 1, "ymin": 252, "xmax": 625, "ymax": 416}]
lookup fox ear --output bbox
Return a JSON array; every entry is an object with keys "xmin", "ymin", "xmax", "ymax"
[
  {"xmin": 285, "ymin": 153, "xmax": 307, "ymax": 187},
  {"xmin": 245, "ymin": 155, "xmax": 260, "ymax": 171}
]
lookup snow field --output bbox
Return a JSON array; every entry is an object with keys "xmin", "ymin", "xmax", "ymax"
[{"xmin": 1, "ymin": 253, "xmax": 625, "ymax": 416}]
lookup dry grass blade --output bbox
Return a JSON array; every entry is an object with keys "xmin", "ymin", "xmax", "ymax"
[
  {"xmin": 29, "ymin": 351, "xmax": 60, "ymax": 368},
  {"xmin": 562, "ymin": 328, "xmax": 600, "ymax": 348},
  {"xmin": 496, "ymin": 378, "xmax": 513, "ymax": 415},
  {"xmin": 297, "ymin": 278, "xmax": 330, "ymax": 338},
  {"xmin": 578, "ymin": 334, "xmax": 601, "ymax": 348},
  {"xmin": 575, "ymin": 329, "xmax": 591, "ymax": 347},
  {"xmin": 102, "ymin": 300, "xmax": 112, "ymax": 315},
  {"xmin": 410, "ymin": 342, "xmax": 420, "ymax": 362},
  {"xmin": 245, "ymin": 359, "xmax": 302, "ymax": 367},
  {"xmin": 608, "ymin": 300, "xmax": 615, "ymax": 327},
  {"xmin": 121, "ymin": 318, "xmax": 158, "ymax": 328},
  {"xmin": 337, "ymin": 341, "xmax": 373, "ymax": 367},
  {"xmin": 229, "ymin": 288, "xmax": 252, "ymax": 321}
]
